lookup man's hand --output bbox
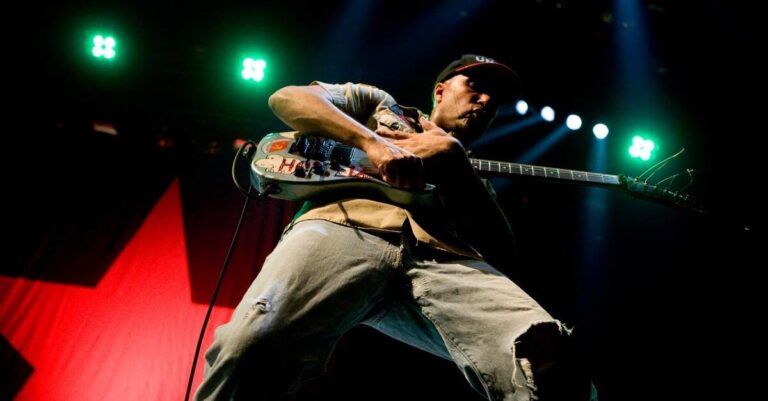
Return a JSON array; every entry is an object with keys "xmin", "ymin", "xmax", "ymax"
[
  {"xmin": 374, "ymin": 117, "xmax": 467, "ymax": 180},
  {"xmin": 363, "ymin": 137, "xmax": 425, "ymax": 189}
]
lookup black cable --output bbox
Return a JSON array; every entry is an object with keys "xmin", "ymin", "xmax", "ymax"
[
  {"xmin": 183, "ymin": 184, "xmax": 253, "ymax": 401},
  {"xmin": 232, "ymin": 141, "xmax": 270, "ymax": 198},
  {"xmin": 184, "ymin": 141, "xmax": 274, "ymax": 401}
]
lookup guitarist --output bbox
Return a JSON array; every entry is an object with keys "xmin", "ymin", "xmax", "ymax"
[{"xmin": 196, "ymin": 55, "xmax": 593, "ymax": 401}]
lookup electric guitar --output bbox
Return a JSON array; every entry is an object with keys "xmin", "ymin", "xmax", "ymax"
[{"xmin": 249, "ymin": 132, "xmax": 704, "ymax": 213}]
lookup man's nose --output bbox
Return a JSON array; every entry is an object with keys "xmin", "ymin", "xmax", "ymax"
[{"xmin": 477, "ymin": 93, "xmax": 497, "ymax": 110}]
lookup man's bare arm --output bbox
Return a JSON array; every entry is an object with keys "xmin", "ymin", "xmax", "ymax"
[{"xmin": 268, "ymin": 85, "xmax": 423, "ymax": 188}]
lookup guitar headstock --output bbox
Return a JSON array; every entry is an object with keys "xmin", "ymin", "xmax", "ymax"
[{"xmin": 620, "ymin": 175, "xmax": 706, "ymax": 214}]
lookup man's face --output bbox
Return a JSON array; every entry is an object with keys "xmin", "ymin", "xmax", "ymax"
[{"xmin": 433, "ymin": 73, "xmax": 501, "ymax": 144}]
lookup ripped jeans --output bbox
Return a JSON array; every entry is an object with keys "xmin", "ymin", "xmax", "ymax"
[{"xmin": 195, "ymin": 220, "xmax": 566, "ymax": 401}]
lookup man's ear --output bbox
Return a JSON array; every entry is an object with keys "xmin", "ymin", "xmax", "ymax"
[{"xmin": 433, "ymin": 82, "xmax": 445, "ymax": 104}]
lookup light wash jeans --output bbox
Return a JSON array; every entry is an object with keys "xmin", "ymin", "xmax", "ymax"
[{"xmin": 195, "ymin": 220, "xmax": 565, "ymax": 401}]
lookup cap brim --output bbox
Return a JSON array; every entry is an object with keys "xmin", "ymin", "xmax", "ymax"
[{"xmin": 455, "ymin": 63, "xmax": 520, "ymax": 101}]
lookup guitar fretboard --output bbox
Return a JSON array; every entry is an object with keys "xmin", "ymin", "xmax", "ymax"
[
  {"xmin": 470, "ymin": 159, "xmax": 621, "ymax": 186},
  {"xmin": 312, "ymin": 136, "xmax": 622, "ymax": 186}
]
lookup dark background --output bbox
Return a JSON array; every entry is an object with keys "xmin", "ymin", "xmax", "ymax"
[{"xmin": 4, "ymin": 1, "xmax": 764, "ymax": 400}]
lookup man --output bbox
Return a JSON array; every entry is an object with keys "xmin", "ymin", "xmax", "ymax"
[{"xmin": 195, "ymin": 55, "xmax": 590, "ymax": 401}]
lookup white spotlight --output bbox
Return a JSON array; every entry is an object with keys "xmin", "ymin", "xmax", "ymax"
[
  {"xmin": 541, "ymin": 106, "xmax": 555, "ymax": 122},
  {"xmin": 566, "ymin": 114, "xmax": 582, "ymax": 130},
  {"xmin": 592, "ymin": 123, "xmax": 609, "ymax": 139},
  {"xmin": 515, "ymin": 100, "xmax": 528, "ymax": 115}
]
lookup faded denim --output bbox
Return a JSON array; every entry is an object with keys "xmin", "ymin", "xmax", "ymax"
[{"xmin": 195, "ymin": 220, "xmax": 564, "ymax": 401}]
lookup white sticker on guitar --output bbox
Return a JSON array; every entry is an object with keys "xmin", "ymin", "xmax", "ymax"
[
  {"xmin": 255, "ymin": 155, "xmax": 301, "ymax": 174},
  {"xmin": 255, "ymin": 155, "xmax": 371, "ymax": 178}
]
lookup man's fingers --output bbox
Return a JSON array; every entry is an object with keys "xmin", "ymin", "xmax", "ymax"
[{"xmin": 379, "ymin": 154, "xmax": 425, "ymax": 189}]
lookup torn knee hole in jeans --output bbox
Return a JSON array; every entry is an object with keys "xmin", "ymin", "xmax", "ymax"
[
  {"xmin": 516, "ymin": 320, "xmax": 571, "ymax": 371},
  {"xmin": 511, "ymin": 320, "xmax": 571, "ymax": 398},
  {"xmin": 508, "ymin": 339, "xmax": 538, "ymax": 397},
  {"xmin": 516, "ymin": 358, "xmax": 538, "ymax": 397}
]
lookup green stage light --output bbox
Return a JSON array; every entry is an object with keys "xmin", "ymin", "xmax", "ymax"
[
  {"xmin": 241, "ymin": 58, "xmax": 267, "ymax": 82},
  {"xmin": 91, "ymin": 35, "xmax": 116, "ymax": 59},
  {"xmin": 628, "ymin": 135, "xmax": 656, "ymax": 161}
]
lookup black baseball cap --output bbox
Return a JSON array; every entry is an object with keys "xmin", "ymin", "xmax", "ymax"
[{"xmin": 435, "ymin": 54, "xmax": 520, "ymax": 101}]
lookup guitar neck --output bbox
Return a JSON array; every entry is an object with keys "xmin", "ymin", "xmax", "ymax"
[
  {"xmin": 469, "ymin": 158, "xmax": 622, "ymax": 186},
  {"xmin": 257, "ymin": 133, "xmax": 702, "ymax": 213},
  {"xmin": 295, "ymin": 134, "xmax": 622, "ymax": 186}
]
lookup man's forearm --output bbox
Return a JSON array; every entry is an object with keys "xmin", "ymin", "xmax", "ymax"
[
  {"xmin": 268, "ymin": 85, "xmax": 377, "ymax": 151},
  {"xmin": 268, "ymin": 85, "xmax": 423, "ymax": 188}
]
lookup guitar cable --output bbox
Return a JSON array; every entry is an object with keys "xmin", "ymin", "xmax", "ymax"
[
  {"xmin": 184, "ymin": 140, "xmax": 275, "ymax": 401},
  {"xmin": 232, "ymin": 141, "xmax": 276, "ymax": 198}
]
